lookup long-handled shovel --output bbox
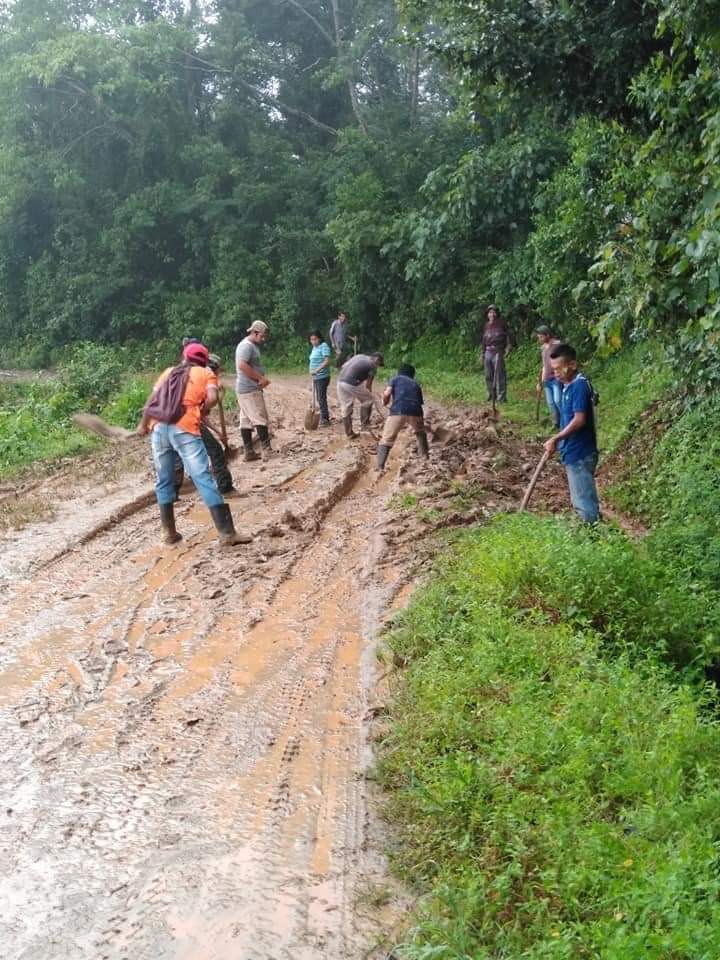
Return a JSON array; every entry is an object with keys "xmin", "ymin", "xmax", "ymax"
[
  {"xmin": 518, "ymin": 449, "xmax": 551, "ymax": 512},
  {"xmin": 215, "ymin": 393, "xmax": 240, "ymax": 461},
  {"xmin": 304, "ymin": 377, "xmax": 320, "ymax": 431},
  {"xmin": 535, "ymin": 381, "xmax": 542, "ymax": 422}
]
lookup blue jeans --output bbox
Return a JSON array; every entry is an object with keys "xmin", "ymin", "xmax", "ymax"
[
  {"xmin": 543, "ymin": 378, "xmax": 562, "ymax": 427},
  {"xmin": 151, "ymin": 424, "xmax": 224, "ymax": 508},
  {"xmin": 564, "ymin": 453, "xmax": 600, "ymax": 523}
]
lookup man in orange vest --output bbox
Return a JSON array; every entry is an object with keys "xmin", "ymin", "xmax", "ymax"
[{"xmin": 137, "ymin": 342, "xmax": 250, "ymax": 546}]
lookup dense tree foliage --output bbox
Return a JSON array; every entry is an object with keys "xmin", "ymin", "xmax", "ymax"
[{"xmin": 0, "ymin": 0, "xmax": 718, "ymax": 389}]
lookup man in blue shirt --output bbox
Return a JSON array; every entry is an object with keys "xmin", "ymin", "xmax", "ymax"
[
  {"xmin": 376, "ymin": 363, "xmax": 428, "ymax": 471},
  {"xmin": 542, "ymin": 343, "xmax": 600, "ymax": 523}
]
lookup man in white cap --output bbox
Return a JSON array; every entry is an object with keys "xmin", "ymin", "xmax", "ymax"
[{"xmin": 235, "ymin": 320, "xmax": 272, "ymax": 460}]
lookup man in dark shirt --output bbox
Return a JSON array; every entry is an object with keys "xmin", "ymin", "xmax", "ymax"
[
  {"xmin": 376, "ymin": 364, "xmax": 428, "ymax": 471},
  {"xmin": 543, "ymin": 343, "xmax": 600, "ymax": 523},
  {"xmin": 482, "ymin": 304, "xmax": 510, "ymax": 402},
  {"xmin": 337, "ymin": 352, "xmax": 384, "ymax": 438}
]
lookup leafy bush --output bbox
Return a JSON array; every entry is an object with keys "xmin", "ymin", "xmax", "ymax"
[
  {"xmin": 379, "ymin": 516, "xmax": 720, "ymax": 958},
  {"xmin": 55, "ymin": 342, "xmax": 126, "ymax": 415}
]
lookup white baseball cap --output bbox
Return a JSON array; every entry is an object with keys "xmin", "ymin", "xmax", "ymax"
[{"xmin": 247, "ymin": 320, "xmax": 268, "ymax": 334}]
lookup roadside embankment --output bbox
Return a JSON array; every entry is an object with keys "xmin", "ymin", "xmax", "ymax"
[{"xmin": 375, "ymin": 340, "xmax": 720, "ymax": 958}]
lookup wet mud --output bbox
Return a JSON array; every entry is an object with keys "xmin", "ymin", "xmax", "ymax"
[{"xmin": 0, "ymin": 377, "xmax": 578, "ymax": 960}]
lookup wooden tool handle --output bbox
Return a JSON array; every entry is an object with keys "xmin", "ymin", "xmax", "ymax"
[
  {"xmin": 519, "ymin": 450, "xmax": 551, "ymax": 512},
  {"xmin": 217, "ymin": 394, "xmax": 229, "ymax": 447}
]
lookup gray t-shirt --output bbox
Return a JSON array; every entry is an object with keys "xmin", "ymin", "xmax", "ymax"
[
  {"xmin": 339, "ymin": 354, "xmax": 375, "ymax": 386},
  {"xmin": 329, "ymin": 318, "xmax": 348, "ymax": 351},
  {"xmin": 235, "ymin": 337, "xmax": 265, "ymax": 393}
]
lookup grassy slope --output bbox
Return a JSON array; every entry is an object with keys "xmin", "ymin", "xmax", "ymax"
[{"xmin": 378, "ymin": 340, "xmax": 720, "ymax": 959}]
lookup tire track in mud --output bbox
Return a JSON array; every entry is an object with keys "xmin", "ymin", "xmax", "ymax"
[{"xmin": 0, "ymin": 381, "xmax": 403, "ymax": 960}]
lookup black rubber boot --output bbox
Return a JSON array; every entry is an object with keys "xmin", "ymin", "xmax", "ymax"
[
  {"xmin": 209, "ymin": 504, "xmax": 252, "ymax": 546},
  {"xmin": 241, "ymin": 427, "xmax": 260, "ymax": 462},
  {"xmin": 159, "ymin": 503, "xmax": 182, "ymax": 545},
  {"xmin": 342, "ymin": 415, "xmax": 357, "ymax": 439},
  {"xmin": 416, "ymin": 431, "xmax": 430, "ymax": 458},
  {"xmin": 376, "ymin": 444, "xmax": 391, "ymax": 471},
  {"xmin": 359, "ymin": 404, "xmax": 372, "ymax": 430},
  {"xmin": 256, "ymin": 424, "xmax": 274, "ymax": 460},
  {"xmin": 256, "ymin": 425, "xmax": 272, "ymax": 450}
]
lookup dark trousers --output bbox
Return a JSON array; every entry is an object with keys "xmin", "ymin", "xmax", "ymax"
[
  {"xmin": 484, "ymin": 351, "xmax": 507, "ymax": 402},
  {"xmin": 173, "ymin": 426, "xmax": 234, "ymax": 495},
  {"xmin": 200, "ymin": 424, "xmax": 234, "ymax": 492},
  {"xmin": 314, "ymin": 377, "xmax": 330, "ymax": 422}
]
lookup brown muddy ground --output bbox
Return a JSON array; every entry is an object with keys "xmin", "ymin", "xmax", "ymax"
[{"xmin": 0, "ymin": 376, "xmax": 570, "ymax": 960}]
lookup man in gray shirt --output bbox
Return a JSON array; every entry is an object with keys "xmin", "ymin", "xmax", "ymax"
[
  {"xmin": 337, "ymin": 352, "xmax": 384, "ymax": 438},
  {"xmin": 329, "ymin": 311, "xmax": 357, "ymax": 368},
  {"xmin": 235, "ymin": 320, "xmax": 272, "ymax": 460}
]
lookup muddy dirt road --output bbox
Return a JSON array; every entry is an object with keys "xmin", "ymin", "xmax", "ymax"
[
  {"xmin": 0, "ymin": 371, "xmax": 577, "ymax": 960},
  {"xmin": 0, "ymin": 378, "xmax": 414, "ymax": 960}
]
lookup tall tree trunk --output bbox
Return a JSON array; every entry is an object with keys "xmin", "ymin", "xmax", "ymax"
[{"xmin": 329, "ymin": 0, "xmax": 368, "ymax": 135}]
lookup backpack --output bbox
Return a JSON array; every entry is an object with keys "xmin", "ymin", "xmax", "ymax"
[{"xmin": 144, "ymin": 364, "xmax": 191, "ymax": 424}]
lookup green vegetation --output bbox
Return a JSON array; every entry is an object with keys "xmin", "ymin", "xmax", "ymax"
[
  {"xmin": 0, "ymin": 0, "xmax": 718, "ymax": 398},
  {"xmin": 0, "ymin": 343, "xmax": 152, "ymax": 480},
  {"xmin": 379, "ymin": 516, "xmax": 720, "ymax": 959}
]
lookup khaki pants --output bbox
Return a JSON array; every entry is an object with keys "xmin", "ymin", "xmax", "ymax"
[
  {"xmin": 236, "ymin": 390, "xmax": 269, "ymax": 430},
  {"xmin": 380, "ymin": 414, "xmax": 425, "ymax": 447},
  {"xmin": 336, "ymin": 381, "xmax": 374, "ymax": 420}
]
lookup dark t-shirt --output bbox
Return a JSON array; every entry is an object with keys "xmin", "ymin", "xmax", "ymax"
[
  {"xmin": 388, "ymin": 375, "xmax": 424, "ymax": 416},
  {"xmin": 558, "ymin": 374, "xmax": 597, "ymax": 464},
  {"xmin": 482, "ymin": 320, "xmax": 509, "ymax": 353},
  {"xmin": 339, "ymin": 355, "xmax": 375, "ymax": 385}
]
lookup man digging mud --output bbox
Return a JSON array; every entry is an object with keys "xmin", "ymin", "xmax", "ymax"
[
  {"xmin": 137, "ymin": 342, "xmax": 251, "ymax": 546},
  {"xmin": 336, "ymin": 351, "xmax": 384, "ymax": 438},
  {"xmin": 543, "ymin": 342, "xmax": 601, "ymax": 524},
  {"xmin": 376, "ymin": 363, "xmax": 429, "ymax": 471},
  {"xmin": 235, "ymin": 320, "xmax": 273, "ymax": 461}
]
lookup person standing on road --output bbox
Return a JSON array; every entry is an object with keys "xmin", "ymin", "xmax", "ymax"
[
  {"xmin": 337, "ymin": 352, "xmax": 384, "ymax": 438},
  {"xmin": 329, "ymin": 311, "xmax": 357, "ymax": 368},
  {"xmin": 376, "ymin": 363, "xmax": 428, "ymax": 471},
  {"xmin": 235, "ymin": 321, "xmax": 273, "ymax": 461},
  {"xmin": 535, "ymin": 324, "xmax": 563, "ymax": 428},
  {"xmin": 482, "ymin": 304, "xmax": 510, "ymax": 403},
  {"xmin": 308, "ymin": 330, "xmax": 332, "ymax": 427},
  {"xmin": 543, "ymin": 343, "xmax": 600, "ymax": 524},
  {"xmin": 137, "ymin": 342, "xmax": 250, "ymax": 546}
]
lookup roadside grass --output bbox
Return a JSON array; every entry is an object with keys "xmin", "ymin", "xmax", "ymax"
[{"xmin": 378, "ymin": 514, "xmax": 720, "ymax": 959}]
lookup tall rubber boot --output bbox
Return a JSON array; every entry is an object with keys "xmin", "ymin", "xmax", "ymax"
[
  {"xmin": 209, "ymin": 504, "xmax": 252, "ymax": 546},
  {"xmin": 159, "ymin": 503, "xmax": 182, "ymax": 545},
  {"xmin": 241, "ymin": 427, "xmax": 260, "ymax": 462},
  {"xmin": 359, "ymin": 404, "xmax": 372, "ymax": 431},
  {"xmin": 256, "ymin": 425, "xmax": 274, "ymax": 460},
  {"xmin": 376, "ymin": 444, "xmax": 391, "ymax": 471},
  {"xmin": 416, "ymin": 431, "xmax": 430, "ymax": 458},
  {"xmin": 342, "ymin": 415, "xmax": 357, "ymax": 439}
]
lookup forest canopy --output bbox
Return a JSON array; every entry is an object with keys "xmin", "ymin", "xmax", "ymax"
[{"xmin": 0, "ymin": 0, "xmax": 718, "ymax": 390}]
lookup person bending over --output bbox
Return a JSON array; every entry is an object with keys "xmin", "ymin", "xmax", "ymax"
[
  {"xmin": 137, "ymin": 342, "xmax": 250, "ymax": 546},
  {"xmin": 336, "ymin": 352, "xmax": 384, "ymax": 438},
  {"xmin": 376, "ymin": 363, "xmax": 428, "ymax": 471}
]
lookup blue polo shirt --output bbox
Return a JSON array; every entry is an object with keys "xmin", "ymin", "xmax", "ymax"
[
  {"xmin": 388, "ymin": 375, "xmax": 424, "ymax": 416},
  {"xmin": 558, "ymin": 374, "xmax": 597, "ymax": 464}
]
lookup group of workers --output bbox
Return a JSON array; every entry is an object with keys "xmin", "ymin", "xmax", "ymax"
[{"xmin": 137, "ymin": 304, "xmax": 599, "ymax": 546}]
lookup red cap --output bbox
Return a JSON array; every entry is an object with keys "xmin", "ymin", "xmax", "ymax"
[{"xmin": 183, "ymin": 342, "xmax": 209, "ymax": 365}]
